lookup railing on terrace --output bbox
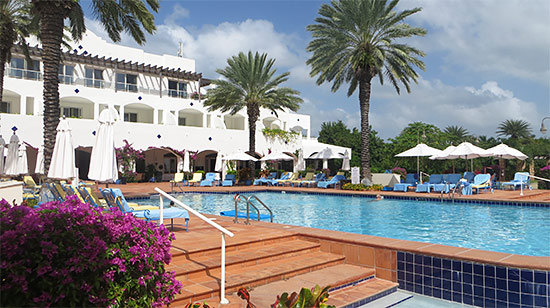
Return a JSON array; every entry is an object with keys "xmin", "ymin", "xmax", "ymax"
[
  {"xmin": 154, "ymin": 188, "xmax": 235, "ymax": 305},
  {"xmin": 4, "ymin": 67, "xmax": 42, "ymax": 81},
  {"xmin": 520, "ymin": 174, "xmax": 550, "ymax": 196}
]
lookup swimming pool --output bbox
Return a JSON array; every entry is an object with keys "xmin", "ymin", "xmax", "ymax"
[{"xmin": 135, "ymin": 192, "xmax": 550, "ymax": 256}]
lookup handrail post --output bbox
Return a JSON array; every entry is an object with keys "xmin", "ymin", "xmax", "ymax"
[
  {"xmin": 159, "ymin": 195, "xmax": 164, "ymax": 225},
  {"xmin": 220, "ymin": 233, "xmax": 229, "ymax": 304},
  {"xmin": 233, "ymin": 194, "xmax": 239, "ymax": 223}
]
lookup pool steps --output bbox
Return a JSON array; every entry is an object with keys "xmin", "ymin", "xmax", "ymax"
[{"xmin": 169, "ymin": 230, "xmax": 399, "ymax": 307}]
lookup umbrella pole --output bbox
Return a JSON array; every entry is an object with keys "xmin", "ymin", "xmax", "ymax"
[{"xmin": 417, "ymin": 156, "xmax": 419, "ymax": 176}]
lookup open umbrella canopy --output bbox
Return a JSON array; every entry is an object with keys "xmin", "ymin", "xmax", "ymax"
[
  {"xmin": 444, "ymin": 142, "xmax": 490, "ymax": 159},
  {"xmin": 308, "ymin": 147, "xmax": 343, "ymax": 159},
  {"xmin": 395, "ymin": 143, "xmax": 443, "ymax": 157},
  {"xmin": 223, "ymin": 152, "xmax": 258, "ymax": 161},
  {"xmin": 260, "ymin": 152, "xmax": 294, "ymax": 161},
  {"xmin": 48, "ymin": 118, "xmax": 77, "ymax": 180},
  {"xmin": 88, "ymin": 108, "xmax": 118, "ymax": 182},
  {"xmin": 429, "ymin": 145, "xmax": 457, "ymax": 160},
  {"xmin": 341, "ymin": 150, "xmax": 351, "ymax": 171},
  {"xmin": 0, "ymin": 135, "xmax": 5, "ymax": 176},
  {"xmin": 486, "ymin": 144, "xmax": 528, "ymax": 160},
  {"xmin": 4, "ymin": 133, "xmax": 21, "ymax": 176}
]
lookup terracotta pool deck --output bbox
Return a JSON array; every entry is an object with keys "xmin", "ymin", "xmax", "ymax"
[{"xmin": 96, "ymin": 183, "xmax": 549, "ymax": 307}]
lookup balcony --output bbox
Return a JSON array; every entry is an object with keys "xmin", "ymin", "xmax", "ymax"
[
  {"xmin": 168, "ymin": 90, "xmax": 189, "ymax": 99},
  {"xmin": 5, "ymin": 67, "xmax": 42, "ymax": 81}
]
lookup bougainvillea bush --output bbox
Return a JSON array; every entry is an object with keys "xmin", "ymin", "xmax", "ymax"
[{"xmin": 0, "ymin": 196, "xmax": 181, "ymax": 307}]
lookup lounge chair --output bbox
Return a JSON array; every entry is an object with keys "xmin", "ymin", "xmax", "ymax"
[
  {"xmin": 103, "ymin": 188, "xmax": 159, "ymax": 211},
  {"xmin": 433, "ymin": 174, "xmax": 462, "ymax": 193},
  {"xmin": 270, "ymin": 172, "xmax": 291, "ymax": 186},
  {"xmin": 253, "ymin": 172, "xmax": 277, "ymax": 186},
  {"xmin": 291, "ymin": 172, "xmax": 314, "ymax": 187},
  {"xmin": 467, "ymin": 174, "xmax": 492, "ymax": 194},
  {"xmin": 23, "ymin": 176, "xmax": 41, "ymax": 191},
  {"xmin": 463, "ymin": 172, "xmax": 475, "ymax": 183},
  {"xmin": 416, "ymin": 174, "xmax": 443, "ymax": 193},
  {"xmin": 105, "ymin": 188, "xmax": 189, "ymax": 232},
  {"xmin": 303, "ymin": 173, "xmax": 327, "ymax": 187},
  {"xmin": 501, "ymin": 172, "xmax": 530, "ymax": 191},
  {"xmin": 275, "ymin": 172, "xmax": 298, "ymax": 186},
  {"xmin": 46, "ymin": 183, "xmax": 67, "ymax": 201},
  {"xmin": 317, "ymin": 174, "xmax": 346, "ymax": 189},
  {"xmin": 170, "ymin": 172, "xmax": 186, "ymax": 192},
  {"xmin": 187, "ymin": 172, "xmax": 203, "ymax": 186},
  {"xmin": 393, "ymin": 174, "xmax": 418, "ymax": 192},
  {"xmin": 200, "ymin": 172, "xmax": 218, "ymax": 187},
  {"xmin": 222, "ymin": 174, "xmax": 236, "ymax": 187},
  {"xmin": 77, "ymin": 186, "xmax": 107, "ymax": 208},
  {"xmin": 63, "ymin": 184, "xmax": 86, "ymax": 202}
]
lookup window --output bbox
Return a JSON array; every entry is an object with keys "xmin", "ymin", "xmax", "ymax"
[
  {"xmin": 116, "ymin": 73, "xmax": 138, "ymax": 92},
  {"xmin": 178, "ymin": 117, "xmax": 186, "ymax": 126},
  {"xmin": 168, "ymin": 80, "xmax": 187, "ymax": 98},
  {"xmin": 124, "ymin": 112, "xmax": 138, "ymax": 122},
  {"xmin": 62, "ymin": 107, "xmax": 81, "ymax": 118},
  {"xmin": 85, "ymin": 68, "xmax": 104, "ymax": 88},
  {"xmin": 58, "ymin": 64, "xmax": 74, "ymax": 84},
  {"xmin": 9, "ymin": 57, "xmax": 40, "ymax": 80},
  {"xmin": 0, "ymin": 102, "xmax": 10, "ymax": 113}
]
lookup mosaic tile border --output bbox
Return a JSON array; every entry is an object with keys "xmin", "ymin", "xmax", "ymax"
[{"xmin": 396, "ymin": 251, "xmax": 550, "ymax": 308}]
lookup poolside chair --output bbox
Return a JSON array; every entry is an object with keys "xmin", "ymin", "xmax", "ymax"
[
  {"xmin": 170, "ymin": 172, "xmax": 186, "ymax": 192},
  {"xmin": 222, "ymin": 174, "xmax": 236, "ymax": 187},
  {"xmin": 393, "ymin": 174, "xmax": 418, "ymax": 192},
  {"xmin": 107, "ymin": 188, "xmax": 161, "ymax": 211},
  {"xmin": 470, "ymin": 174, "xmax": 492, "ymax": 194},
  {"xmin": 317, "ymin": 174, "xmax": 346, "ymax": 189},
  {"xmin": 187, "ymin": 172, "xmax": 203, "ymax": 186},
  {"xmin": 48, "ymin": 183, "xmax": 67, "ymax": 201},
  {"xmin": 253, "ymin": 172, "xmax": 277, "ymax": 186},
  {"xmin": 416, "ymin": 174, "xmax": 443, "ymax": 193},
  {"xmin": 275, "ymin": 172, "xmax": 297, "ymax": 186},
  {"xmin": 200, "ymin": 172, "xmax": 218, "ymax": 187},
  {"xmin": 501, "ymin": 172, "xmax": 530, "ymax": 191},
  {"xmin": 63, "ymin": 184, "xmax": 86, "ymax": 202},
  {"xmin": 463, "ymin": 172, "xmax": 475, "ymax": 183},
  {"xmin": 23, "ymin": 176, "xmax": 41, "ymax": 191},
  {"xmin": 433, "ymin": 174, "xmax": 462, "ymax": 193},
  {"xmin": 77, "ymin": 186, "xmax": 107, "ymax": 208},
  {"xmin": 269, "ymin": 172, "xmax": 291, "ymax": 186},
  {"xmin": 291, "ymin": 172, "xmax": 314, "ymax": 187}
]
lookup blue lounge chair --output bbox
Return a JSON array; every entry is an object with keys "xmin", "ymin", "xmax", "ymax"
[
  {"xmin": 463, "ymin": 172, "xmax": 475, "ymax": 183},
  {"xmin": 106, "ymin": 188, "xmax": 189, "ymax": 231},
  {"xmin": 501, "ymin": 172, "xmax": 530, "ymax": 191},
  {"xmin": 268, "ymin": 172, "xmax": 291, "ymax": 186},
  {"xmin": 253, "ymin": 172, "xmax": 277, "ymax": 186},
  {"xmin": 416, "ymin": 174, "xmax": 443, "ymax": 193},
  {"xmin": 317, "ymin": 174, "xmax": 346, "ymax": 189},
  {"xmin": 200, "ymin": 172, "xmax": 218, "ymax": 186},
  {"xmin": 393, "ymin": 174, "xmax": 418, "ymax": 192},
  {"xmin": 222, "ymin": 174, "xmax": 236, "ymax": 187},
  {"xmin": 433, "ymin": 174, "xmax": 462, "ymax": 193},
  {"xmin": 464, "ymin": 174, "xmax": 491, "ymax": 194}
]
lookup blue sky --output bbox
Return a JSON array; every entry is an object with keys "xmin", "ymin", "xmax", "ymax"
[{"xmin": 85, "ymin": 0, "xmax": 550, "ymax": 140}]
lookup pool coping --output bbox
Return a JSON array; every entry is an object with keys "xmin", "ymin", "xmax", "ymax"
[{"xmin": 127, "ymin": 189, "xmax": 550, "ymax": 272}]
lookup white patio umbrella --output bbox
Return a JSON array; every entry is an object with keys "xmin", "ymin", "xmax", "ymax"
[
  {"xmin": 486, "ymin": 144, "xmax": 527, "ymax": 160},
  {"xmin": 48, "ymin": 118, "xmax": 77, "ymax": 180},
  {"xmin": 429, "ymin": 145, "xmax": 457, "ymax": 173},
  {"xmin": 88, "ymin": 108, "xmax": 118, "ymax": 182},
  {"xmin": 182, "ymin": 150, "xmax": 190, "ymax": 172},
  {"xmin": 341, "ymin": 150, "xmax": 351, "ymax": 171},
  {"xmin": 443, "ymin": 142, "xmax": 490, "ymax": 171},
  {"xmin": 395, "ymin": 143, "xmax": 443, "ymax": 176},
  {"xmin": 309, "ymin": 147, "xmax": 343, "ymax": 170},
  {"xmin": 4, "ymin": 132, "xmax": 21, "ymax": 176},
  {"xmin": 16, "ymin": 143, "xmax": 28, "ymax": 175},
  {"xmin": 35, "ymin": 145, "xmax": 45, "ymax": 174},
  {"xmin": 260, "ymin": 152, "xmax": 294, "ymax": 161},
  {"xmin": 223, "ymin": 152, "xmax": 258, "ymax": 161},
  {"xmin": 0, "ymin": 135, "xmax": 5, "ymax": 176},
  {"xmin": 294, "ymin": 149, "xmax": 305, "ymax": 173},
  {"xmin": 214, "ymin": 151, "xmax": 223, "ymax": 172}
]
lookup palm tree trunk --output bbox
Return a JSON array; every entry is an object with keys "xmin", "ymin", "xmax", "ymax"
[
  {"xmin": 359, "ymin": 78, "xmax": 372, "ymax": 182},
  {"xmin": 37, "ymin": 4, "xmax": 64, "ymax": 174},
  {"xmin": 0, "ymin": 49, "xmax": 7, "ymax": 103},
  {"xmin": 247, "ymin": 103, "xmax": 260, "ymax": 178}
]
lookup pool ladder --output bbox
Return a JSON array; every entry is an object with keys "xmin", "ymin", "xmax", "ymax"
[
  {"xmin": 233, "ymin": 194, "xmax": 273, "ymax": 224},
  {"xmin": 440, "ymin": 181, "xmax": 467, "ymax": 203}
]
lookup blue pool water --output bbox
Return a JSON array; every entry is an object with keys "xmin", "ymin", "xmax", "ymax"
[{"xmin": 136, "ymin": 192, "xmax": 550, "ymax": 256}]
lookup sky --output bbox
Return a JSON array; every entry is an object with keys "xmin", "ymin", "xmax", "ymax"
[{"xmin": 84, "ymin": 0, "xmax": 550, "ymax": 140}]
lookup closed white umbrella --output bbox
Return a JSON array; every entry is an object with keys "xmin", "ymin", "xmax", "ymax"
[
  {"xmin": 4, "ymin": 133, "xmax": 20, "ymax": 176},
  {"xmin": 16, "ymin": 143, "xmax": 28, "ymax": 175},
  {"xmin": 182, "ymin": 150, "xmax": 190, "ymax": 172},
  {"xmin": 0, "ymin": 135, "xmax": 5, "ymax": 176},
  {"xmin": 48, "ymin": 118, "xmax": 77, "ymax": 180},
  {"xmin": 35, "ymin": 145, "xmax": 45, "ymax": 174},
  {"xmin": 486, "ymin": 144, "xmax": 527, "ymax": 160},
  {"xmin": 341, "ymin": 150, "xmax": 350, "ymax": 171},
  {"xmin": 223, "ymin": 152, "xmax": 258, "ymax": 161},
  {"xmin": 395, "ymin": 143, "xmax": 443, "ymax": 176},
  {"xmin": 294, "ymin": 149, "xmax": 305, "ymax": 173},
  {"xmin": 88, "ymin": 108, "xmax": 118, "ymax": 182},
  {"xmin": 214, "ymin": 151, "xmax": 223, "ymax": 172}
]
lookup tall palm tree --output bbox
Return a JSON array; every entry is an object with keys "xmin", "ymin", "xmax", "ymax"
[
  {"xmin": 444, "ymin": 125, "xmax": 471, "ymax": 145},
  {"xmin": 496, "ymin": 119, "xmax": 532, "ymax": 140},
  {"xmin": 307, "ymin": 0, "xmax": 426, "ymax": 181},
  {"xmin": 0, "ymin": 0, "xmax": 32, "ymax": 103},
  {"xmin": 204, "ymin": 51, "xmax": 303, "ymax": 154},
  {"xmin": 31, "ymin": 0, "xmax": 159, "ymax": 173}
]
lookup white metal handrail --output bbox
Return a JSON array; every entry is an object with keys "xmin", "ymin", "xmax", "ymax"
[
  {"xmin": 520, "ymin": 174, "xmax": 550, "ymax": 196},
  {"xmin": 154, "ymin": 188, "xmax": 234, "ymax": 305}
]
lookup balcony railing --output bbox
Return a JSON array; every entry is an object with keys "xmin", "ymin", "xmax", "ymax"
[
  {"xmin": 116, "ymin": 82, "xmax": 138, "ymax": 93},
  {"xmin": 59, "ymin": 74, "xmax": 75, "ymax": 85},
  {"xmin": 5, "ymin": 67, "xmax": 42, "ymax": 81},
  {"xmin": 168, "ymin": 90, "xmax": 189, "ymax": 99}
]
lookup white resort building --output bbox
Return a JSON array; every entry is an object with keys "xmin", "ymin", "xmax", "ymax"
[{"xmin": 1, "ymin": 31, "xmax": 350, "ymax": 180}]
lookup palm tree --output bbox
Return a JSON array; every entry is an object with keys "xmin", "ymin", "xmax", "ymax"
[
  {"xmin": 444, "ymin": 125, "xmax": 471, "ymax": 145},
  {"xmin": 0, "ymin": 0, "xmax": 32, "ymax": 103},
  {"xmin": 496, "ymin": 119, "xmax": 533, "ymax": 140},
  {"xmin": 307, "ymin": 0, "xmax": 426, "ymax": 181},
  {"xmin": 204, "ymin": 51, "xmax": 303, "ymax": 154},
  {"xmin": 31, "ymin": 0, "xmax": 159, "ymax": 173}
]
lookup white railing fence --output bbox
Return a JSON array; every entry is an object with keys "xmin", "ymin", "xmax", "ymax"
[
  {"xmin": 520, "ymin": 174, "xmax": 550, "ymax": 196},
  {"xmin": 154, "ymin": 187, "xmax": 235, "ymax": 305}
]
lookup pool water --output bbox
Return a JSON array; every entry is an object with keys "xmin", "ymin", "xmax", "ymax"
[{"xmin": 136, "ymin": 192, "xmax": 550, "ymax": 256}]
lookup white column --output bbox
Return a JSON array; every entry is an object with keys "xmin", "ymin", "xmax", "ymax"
[
  {"xmin": 153, "ymin": 108, "xmax": 159, "ymax": 124},
  {"xmin": 20, "ymin": 96, "xmax": 27, "ymax": 115},
  {"xmin": 119, "ymin": 105, "xmax": 125, "ymax": 122},
  {"xmin": 93, "ymin": 103, "xmax": 99, "ymax": 120}
]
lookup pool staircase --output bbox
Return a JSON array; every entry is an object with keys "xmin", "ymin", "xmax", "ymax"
[{"xmin": 169, "ymin": 219, "xmax": 399, "ymax": 308}]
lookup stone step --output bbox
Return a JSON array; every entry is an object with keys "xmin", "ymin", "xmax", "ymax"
[
  {"xmin": 328, "ymin": 278, "xmax": 399, "ymax": 308},
  {"xmin": 168, "ymin": 239, "xmax": 320, "ymax": 279},
  {"xmin": 172, "ymin": 251, "xmax": 346, "ymax": 305},
  {"xmin": 358, "ymin": 290, "xmax": 413, "ymax": 307}
]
